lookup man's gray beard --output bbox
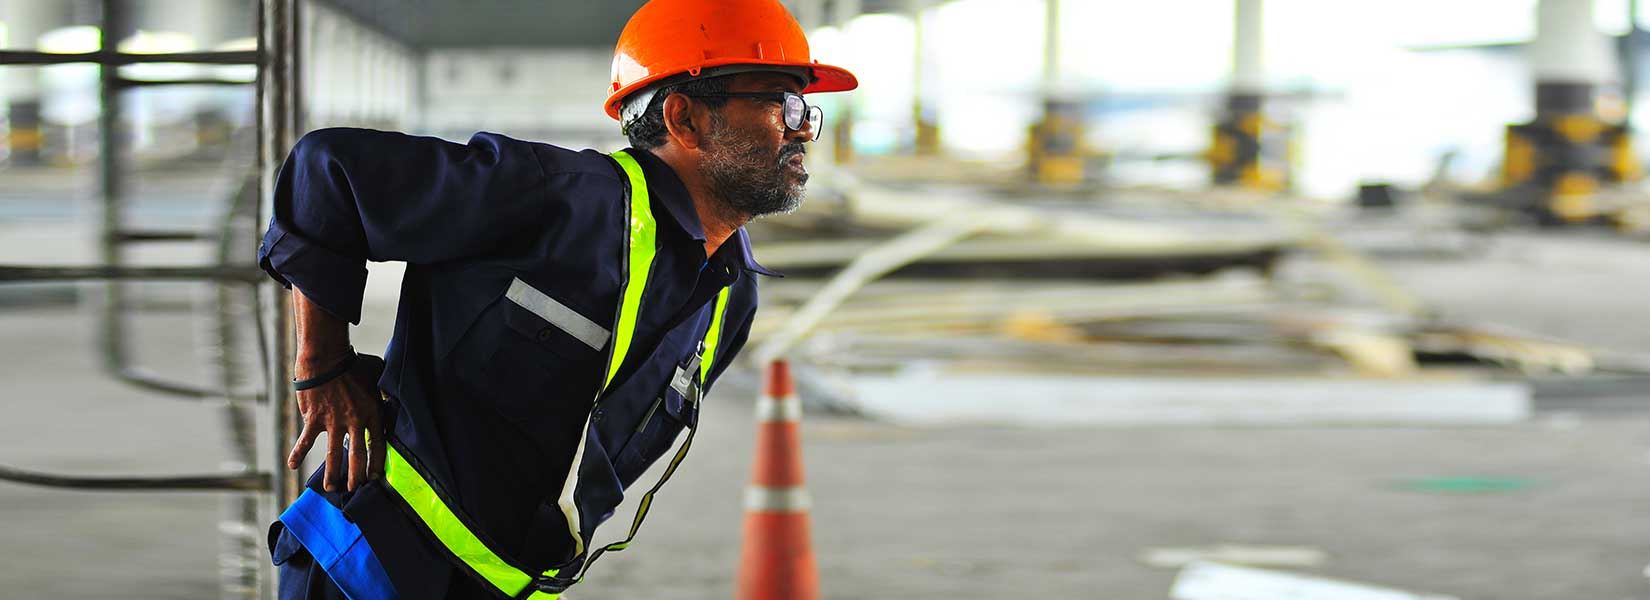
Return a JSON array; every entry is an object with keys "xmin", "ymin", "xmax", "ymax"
[{"xmin": 699, "ymin": 120, "xmax": 807, "ymax": 220}]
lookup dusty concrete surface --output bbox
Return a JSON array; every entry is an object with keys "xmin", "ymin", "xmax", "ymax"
[
  {"xmin": 2, "ymin": 305, "xmax": 1648, "ymax": 599},
  {"xmin": 3, "ymin": 175, "xmax": 1648, "ymax": 598},
  {"xmin": 585, "ymin": 377, "xmax": 1650, "ymax": 600},
  {"xmin": 0, "ymin": 309, "xmax": 244, "ymax": 599}
]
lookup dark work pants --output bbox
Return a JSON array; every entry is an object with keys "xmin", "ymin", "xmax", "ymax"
[
  {"xmin": 269, "ymin": 462, "xmax": 497, "ymax": 600},
  {"xmin": 276, "ymin": 548, "xmax": 350, "ymax": 600}
]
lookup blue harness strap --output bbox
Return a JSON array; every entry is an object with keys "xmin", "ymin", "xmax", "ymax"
[{"xmin": 281, "ymin": 489, "xmax": 400, "ymax": 600}]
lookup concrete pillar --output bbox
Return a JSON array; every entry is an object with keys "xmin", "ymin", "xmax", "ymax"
[
  {"xmin": 1210, "ymin": 0, "xmax": 1287, "ymax": 190},
  {"xmin": 1, "ymin": 0, "xmax": 68, "ymax": 164},
  {"xmin": 1502, "ymin": 0, "xmax": 1638, "ymax": 224},
  {"xmin": 830, "ymin": 0, "xmax": 858, "ymax": 42},
  {"xmin": 192, "ymin": 0, "xmax": 240, "ymax": 151},
  {"xmin": 829, "ymin": 0, "xmax": 859, "ymax": 165},
  {"xmin": 363, "ymin": 37, "xmax": 379, "ymax": 124},
  {"xmin": 312, "ymin": 12, "xmax": 336, "ymax": 127},
  {"xmin": 123, "ymin": 0, "xmax": 242, "ymax": 155},
  {"xmin": 795, "ymin": 0, "xmax": 825, "ymax": 32},
  {"xmin": 1041, "ymin": 0, "xmax": 1060, "ymax": 95},
  {"xmin": 1531, "ymin": 0, "xmax": 1613, "ymax": 116},
  {"xmin": 339, "ymin": 24, "xmax": 358, "ymax": 122},
  {"xmin": 1231, "ymin": 0, "xmax": 1264, "ymax": 95},
  {"xmin": 1027, "ymin": 0, "xmax": 1087, "ymax": 186},
  {"xmin": 909, "ymin": 0, "xmax": 938, "ymax": 155},
  {"xmin": 789, "ymin": 0, "xmax": 830, "ymax": 171},
  {"xmin": 1228, "ymin": 0, "xmax": 1266, "ymax": 120},
  {"xmin": 130, "ymin": 0, "xmax": 242, "ymax": 47},
  {"xmin": 386, "ymin": 50, "xmax": 402, "ymax": 126}
]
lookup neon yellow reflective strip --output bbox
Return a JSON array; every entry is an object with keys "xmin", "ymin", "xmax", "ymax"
[
  {"xmin": 573, "ymin": 293, "xmax": 733, "ymax": 582},
  {"xmin": 575, "ymin": 403, "xmax": 701, "ymax": 578},
  {"xmin": 383, "ymin": 446, "xmax": 547, "ymax": 596},
  {"xmin": 604, "ymin": 151, "xmax": 657, "ymax": 391},
  {"xmin": 699, "ymin": 287, "xmax": 731, "ymax": 384}
]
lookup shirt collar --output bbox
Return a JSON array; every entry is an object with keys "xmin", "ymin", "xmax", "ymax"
[
  {"xmin": 627, "ymin": 147, "xmax": 784, "ymax": 278},
  {"xmin": 722, "ymin": 227, "xmax": 784, "ymax": 277}
]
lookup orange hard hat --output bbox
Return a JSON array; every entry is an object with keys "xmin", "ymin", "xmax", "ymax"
[{"xmin": 606, "ymin": 0, "xmax": 858, "ymax": 121}]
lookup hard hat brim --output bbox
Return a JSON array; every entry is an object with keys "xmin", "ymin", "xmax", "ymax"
[{"xmin": 605, "ymin": 60, "xmax": 859, "ymax": 121}]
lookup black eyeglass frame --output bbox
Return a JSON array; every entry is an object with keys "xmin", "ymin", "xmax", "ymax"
[{"xmin": 683, "ymin": 91, "xmax": 825, "ymax": 141}]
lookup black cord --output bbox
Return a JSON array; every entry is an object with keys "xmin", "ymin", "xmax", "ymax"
[{"xmin": 292, "ymin": 347, "xmax": 358, "ymax": 391}]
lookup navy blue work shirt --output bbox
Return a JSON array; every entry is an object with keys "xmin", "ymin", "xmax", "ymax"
[{"xmin": 257, "ymin": 127, "xmax": 774, "ymax": 593}]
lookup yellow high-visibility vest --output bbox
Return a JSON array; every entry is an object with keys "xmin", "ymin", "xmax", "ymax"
[{"xmin": 382, "ymin": 150, "xmax": 733, "ymax": 598}]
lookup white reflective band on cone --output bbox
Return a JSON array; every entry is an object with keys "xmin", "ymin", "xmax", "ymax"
[
  {"xmin": 744, "ymin": 485, "xmax": 813, "ymax": 512},
  {"xmin": 754, "ymin": 395, "xmax": 803, "ymax": 422}
]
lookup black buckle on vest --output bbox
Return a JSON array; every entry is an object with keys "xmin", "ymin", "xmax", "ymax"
[{"xmin": 518, "ymin": 573, "xmax": 574, "ymax": 598}]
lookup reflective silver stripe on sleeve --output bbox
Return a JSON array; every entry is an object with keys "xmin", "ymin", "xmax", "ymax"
[{"xmin": 505, "ymin": 278, "xmax": 610, "ymax": 351}]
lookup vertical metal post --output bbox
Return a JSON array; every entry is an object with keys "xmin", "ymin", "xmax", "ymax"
[
  {"xmin": 260, "ymin": 5, "xmax": 305, "ymax": 596},
  {"xmin": 1232, "ymin": 0, "xmax": 1265, "ymax": 96},
  {"xmin": 830, "ymin": 0, "xmax": 860, "ymax": 165},
  {"xmin": 215, "ymin": 180, "xmax": 263, "ymax": 600},
  {"xmin": 1211, "ymin": 0, "xmax": 1286, "ymax": 190},
  {"xmin": 98, "ymin": 0, "xmax": 130, "ymax": 378},
  {"xmin": 1041, "ymin": 0, "xmax": 1059, "ymax": 94},
  {"xmin": 1624, "ymin": 0, "xmax": 1640, "ymax": 117},
  {"xmin": 293, "ymin": 0, "xmax": 306, "ymax": 135},
  {"xmin": 909, "ymin": 0, "xmax": 939, "ymax": 155},
  {"xmin": 260, "ymin": 0, "xmax": 301, "ymax": 538}
]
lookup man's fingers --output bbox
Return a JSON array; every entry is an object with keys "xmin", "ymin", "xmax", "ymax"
[
  {"xmin": 324, "ymin": 424, "xmax": 344, "ymax": 492},
  {"xmin": 287, "ymin": 417, "xmax": 320, "ymax": 470},
  {"xmin": 369, "ymin": 427, "xmax": 388, "ymax": 479},
  {"xmin": 367, "ymin": 411, "xmax": 388, "ymax": 478},
  {"xmin": 348, "ymin": 426, "xmax": 368, "ymax": 491}
]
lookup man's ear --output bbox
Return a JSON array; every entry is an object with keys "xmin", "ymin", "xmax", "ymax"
[{"xmin": 662, "ymin": 94, "xmax": 703, "ymax": 150}]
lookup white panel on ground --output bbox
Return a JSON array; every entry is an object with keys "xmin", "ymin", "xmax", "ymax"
[
  {"xmin": 1171, "ymin": 562, "xmax": 1459, "ymax": 600},
  {"xmin": 847, "ymin": 369, "xmax": 1530, "ymax": 426},
  {"xmin": 1139, "ymin": 545, "xmax": 1327, "ymax": 569}
]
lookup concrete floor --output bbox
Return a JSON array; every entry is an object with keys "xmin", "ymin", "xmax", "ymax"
[
  {"xmin": 2, "ymin": 175, "xmax": 1649, "ymax": 598},
  {"xmin": 2, "ymin": 303, "xmax": 1648, "ymax": 599}
]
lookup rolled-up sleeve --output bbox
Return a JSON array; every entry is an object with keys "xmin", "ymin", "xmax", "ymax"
[{"xmin": 258, "ymin": 128, "xmax": 549, "ymax": 324}]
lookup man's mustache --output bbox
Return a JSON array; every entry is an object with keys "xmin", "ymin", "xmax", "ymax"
[{"xmin": 778, "ymin": 143, "xmax": 807, "ymax": 164}]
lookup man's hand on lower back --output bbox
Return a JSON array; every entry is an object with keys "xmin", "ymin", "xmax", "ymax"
[
  {"xmin": 288, "ymin": 286, "xmax": 386, "ymax": 492},
  {"xmin": 289, "ymin": 364, "xmax": 386, "ymax": 492}
]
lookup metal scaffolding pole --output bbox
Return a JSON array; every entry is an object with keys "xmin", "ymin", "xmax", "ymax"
[
  {"xmin": 257, "ymin": 1, "xmax": 303, "ymax": 597},
  {"xmin": 260, "ymin": 0, "xmax": 303, "ymax": 523},
  {"xmin": 0, "ymin": 1, "xmax": 279, "ymax": 598}
]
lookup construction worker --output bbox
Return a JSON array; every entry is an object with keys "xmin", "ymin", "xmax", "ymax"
[{"xmin": 258, "ymin": 1, "xmax": 856, "ymax": 598}]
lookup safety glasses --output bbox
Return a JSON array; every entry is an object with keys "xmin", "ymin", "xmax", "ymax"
[{"xmin": 686, "ymin": 91, "xmax": 825, "ymax": 141}]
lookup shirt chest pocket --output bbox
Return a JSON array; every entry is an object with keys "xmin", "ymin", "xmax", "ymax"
[
  {"xmin": 611, "ymin": 356, "xmax": 701, "ymax": 486},
  {"xmin": 467, "ymin": 278, "xmax": 608, "ymax": 427}
]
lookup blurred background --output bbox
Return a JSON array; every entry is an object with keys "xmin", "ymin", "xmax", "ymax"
[{"xmin": 2, "ymin": 0, "xmax": 1648, "ymax": 599}]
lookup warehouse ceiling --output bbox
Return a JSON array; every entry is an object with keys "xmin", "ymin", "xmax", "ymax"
[
  {"xmin": 315, "ymin": 0, "xmax": 915, "ymax": 49},
  {"xmin": 315, "ymin": 0, "xmax": 647, "ymax": 48}
]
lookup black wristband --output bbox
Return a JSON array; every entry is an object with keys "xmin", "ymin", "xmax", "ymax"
[{"xmin": 292, "ymin": 348, "xmax": 359, "ymax": 391}]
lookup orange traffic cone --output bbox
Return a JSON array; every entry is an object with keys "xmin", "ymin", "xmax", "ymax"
[{"xmin": 735, "ymin": 360, "xmax": 819, "ymax": 600}]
